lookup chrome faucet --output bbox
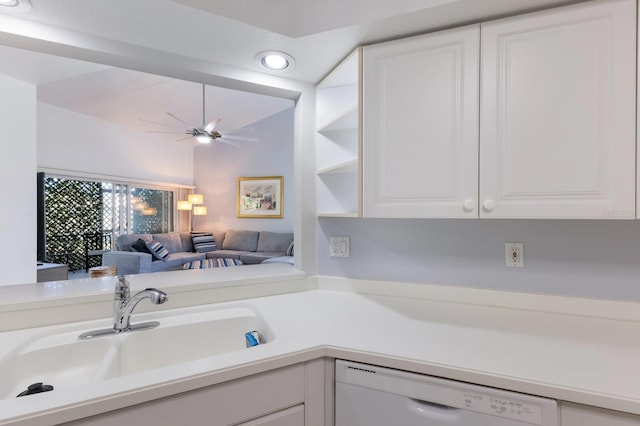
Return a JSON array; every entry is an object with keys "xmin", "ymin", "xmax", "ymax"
[
  {"xmin": 113, "ymin": 275, "xmax": 168, "ymax": 332},
  {"xmin": 79, "ymin": 275, "xmax": 168, "ymax": 340}
]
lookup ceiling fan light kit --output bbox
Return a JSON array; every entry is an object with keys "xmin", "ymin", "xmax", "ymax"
[{"xmin": 196, "ymin": 134, "xmax": 212, "ymax": 144}]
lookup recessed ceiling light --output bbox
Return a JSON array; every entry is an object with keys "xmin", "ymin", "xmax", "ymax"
[
  {"xmin": 256, "ymin": 51, "xmax": 295, "ymax": 71},
  {"xmin": 0, "ymin": 0, "xmax": 19, "ymax": 5}
]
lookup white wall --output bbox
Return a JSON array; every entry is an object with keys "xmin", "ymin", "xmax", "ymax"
[
  {"xmin": 0, "ymin": 75, "xmax": 36, "ymax": 285},
  {"xmin": 193, "ymin": 107, "xmax": 295, "ymax": 237},
  {"xmin": 37, "ymin": 102, "xmax": 194, "ymax": 185},
  {"xmin": 318, "ymin": 218, "xmax": 640, "ymax": 301}
]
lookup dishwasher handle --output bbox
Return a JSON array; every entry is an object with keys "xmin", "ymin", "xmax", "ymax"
[{"xmin": 408, "ymin": 397, "xmax": 462, "ymax": 422}]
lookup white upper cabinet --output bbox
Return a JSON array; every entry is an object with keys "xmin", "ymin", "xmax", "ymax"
[
  {"xmin": 362, "ymin": 25, "xmax": 480, "ymax": 218},
  {"xmin": 316, "ymin": 48, "xmax": 361, "ymax": 217},
  {"xmin": 480, "ymin": 0, "xmax": 636, "ymax": 219}
]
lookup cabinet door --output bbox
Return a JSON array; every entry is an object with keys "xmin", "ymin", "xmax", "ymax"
[
  {"xmin": 560, "ymin": 402, "xmax": 640, "ymax": 426},
  {"xmin": 64, "ymin": 364, "xmax": 305, "ymax": 426},
  {"xmin": 480, "ymin": 0, "xmax": 636, "ymax": 219},
  {"xmin": 362, "ymin": 25, "xmax": 480, "ymax": 218}
]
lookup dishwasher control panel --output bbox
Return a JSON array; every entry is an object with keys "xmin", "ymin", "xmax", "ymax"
[{"xmin": 462, "ymin": 392, "xmax": 542, "ymax": 423}]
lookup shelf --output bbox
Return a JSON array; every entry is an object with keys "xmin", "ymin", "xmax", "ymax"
[
  {"xmin": 315, "ymin": 47, "xmax": 361, "ymax": 218},
  {"xmin": 317, "ymin": 159, "xmax": 358, "ymax": 175},
  {"xmin": 318, "ymin": 107, "xmax": 358, "ymax": 133}
]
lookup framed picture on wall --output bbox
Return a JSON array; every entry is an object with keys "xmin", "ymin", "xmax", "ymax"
[{"xmin": 237, "ymin": 176, "xmax": 284, "ymax": 218}]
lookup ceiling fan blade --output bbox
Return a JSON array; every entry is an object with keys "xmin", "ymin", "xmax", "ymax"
[
  {"xmin": 166, "ymin": 112, "xmax": 192, "ymax": 126},
  {"xmin": 145, "ymin": 130, "xmax": 186, "ymax": 134},
  {"xmin": 221, "ymin": 134, "xmax": 259, "ymax": 142},
  {"xmin": 203, "ymin": 117, "xmax": 221, "ymax": 132},
  {"xmin": 216, "ymin": 138, "xmax": 239, "ymax": 147},
  {"xmin": 139, "ymin": 118, "xmax": 175, "ymax": 128}
]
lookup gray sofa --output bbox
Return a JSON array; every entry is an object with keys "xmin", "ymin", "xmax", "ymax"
[{"xmin": 102, "ymin": 229, "xmax": 293, "ymax": 275}]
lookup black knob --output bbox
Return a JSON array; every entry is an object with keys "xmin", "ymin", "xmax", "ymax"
[{"xmin": 17, "ymin": 382, "xmax": 54, "ymax": 397}]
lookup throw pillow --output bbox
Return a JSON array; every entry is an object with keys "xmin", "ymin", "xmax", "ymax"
[
  {"xmin": 130, "ymin": 238, "xmax": 152, "ymax": 254},
  {"xmin": 145, "ymin": 240, "xmax": 169, "ymax": 261},
  {"xmin": 286, "ymin": 241, "xmax": 294, "ymax": 256},
  {"xmin": 190, "ymin": 232, "xmax": 217, "ymax": 253}
]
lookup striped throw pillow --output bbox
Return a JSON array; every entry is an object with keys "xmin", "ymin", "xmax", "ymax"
[
  {"xmin": 145, "ymin": 240, "xmax": 169, "ymax": 261},
  {"xmin": 191, "ymin": 232, "xmax": 217, "ymax": 253}
]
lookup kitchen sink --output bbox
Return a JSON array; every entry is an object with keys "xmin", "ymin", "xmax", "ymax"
[
  {"xmin": 103, "ymin": 307, "xmax": 269, "ymax": 377},
  {"xmin": 0, "ymin": 332, "xmax": 113, "ymax": 400},
  {"xmin": 0, "ymin": 305, "xmax": 271, "ymax": 400}
]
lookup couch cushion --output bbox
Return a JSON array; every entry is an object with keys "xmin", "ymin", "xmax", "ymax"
[
  {"xmin": 153, "ymin": 232, "xmax": 183, "ymax": 254},
  {"xmin": 256, "ymin": 231, "xmax": 293, "ymax": 253},
  {"xmin": 222, "ymin": 230, "xmax": 259, "ymax": 251},
  {"xmin": 146, "ymin": 240, "xmax": 169, "ymax": 261},
  {"xmin": 150, "ymin": 252, "xmax": 205, "ymax": 271},
  {"xmin": 205, "ymin": 250, "xmax": 250, "ymax": 261},
  {"xmin": 239, "ymin": 252, "xmax": 286, "ymax": 265},
  {"xmin": 117, "ymin": 233, "xmax": 152, "ymax": 251},
  {"xmin": 191, "ymin": 231, "xmax": 217, "ymax": 253},
  {"xmin": 263, "ymin": 255, "xmax": 295, "ymax": 265},
  {"xmin": 180, "ymin": 232, "xmax": 195, "ymax": 252}
]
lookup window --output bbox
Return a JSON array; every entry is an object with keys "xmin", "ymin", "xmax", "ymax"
[{"xmin": 44, "ymin": 176, "xmax": 175, "ymax": 271}]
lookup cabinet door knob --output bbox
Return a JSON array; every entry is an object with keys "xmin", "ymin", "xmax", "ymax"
[
  {"xmin": 483, "ymin": 199, "xmax": 496, "ymax": 212},
  {"xmin": 463, "ymin": 199, "xmax": 475, "ymax": 211}
]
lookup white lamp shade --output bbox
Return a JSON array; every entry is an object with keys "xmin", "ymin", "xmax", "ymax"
[
  {"xmin": 177, "ymin": 200, "xmax": 192, "ymax": 210},
  {"xmin": 193, "ymin": 206, "xmax": 208, "ymax": 216},
  {"xmin": 188, "ymin": 193, "xmax": 204, "ymax": 205}
]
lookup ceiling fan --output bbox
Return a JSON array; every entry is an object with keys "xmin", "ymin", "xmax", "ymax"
[{"xmin": 142, "ymin": 84, "xmax": 258, "ymax": 145}]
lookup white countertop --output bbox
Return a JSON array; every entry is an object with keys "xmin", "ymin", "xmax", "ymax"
[{"xmin": 0, "ymin": 272, "xmax": 639, "ymax": 425}]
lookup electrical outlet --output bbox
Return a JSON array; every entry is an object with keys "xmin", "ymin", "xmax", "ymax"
[
  {"xmin": 329, "ymin": 237, "xmax": 350, "ymax": 257},
  {"xmin": 505, "ymin": 242, "xmax": 524, "ymax": 267}
]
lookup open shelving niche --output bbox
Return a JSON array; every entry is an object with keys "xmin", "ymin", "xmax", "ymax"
[{"xmin": 315, "ymin": 47, "xmax": 362, "ymax": 217}]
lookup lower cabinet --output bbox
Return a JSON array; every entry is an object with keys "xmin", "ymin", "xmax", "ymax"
[
  {"xmin": 63, "ymin": 364, "xmax": 306, "ymax": 426},
  {"xmin": 560, "ymin": 401, "xmax": 640, "ymax": 426}
]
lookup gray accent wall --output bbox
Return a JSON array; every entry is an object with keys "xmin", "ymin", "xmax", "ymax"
[
  {"xmin": 318, "ymin": 218, "xmax": 640, "ymax": 301},
  {"xmin": 193, "ymin": 107, "xmax": 295, "ymax": 236}
]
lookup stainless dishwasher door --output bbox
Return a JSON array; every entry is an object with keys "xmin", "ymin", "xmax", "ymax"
[{"xmin": 335, "ymin": 360, "xmax": 558, "ymax": 426}]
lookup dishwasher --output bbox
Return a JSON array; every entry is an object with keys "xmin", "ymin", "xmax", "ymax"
[{"xmin": 335, "ymin": 360, "xmax": 558, "ymax": 426}]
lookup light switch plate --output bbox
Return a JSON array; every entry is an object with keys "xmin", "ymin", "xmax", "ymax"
[{"xmin": 330, "ymin": 237, "xmax": 350, "ymax": 257}]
